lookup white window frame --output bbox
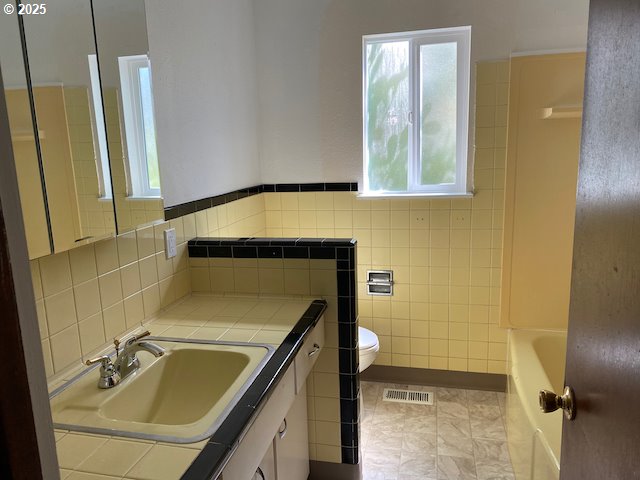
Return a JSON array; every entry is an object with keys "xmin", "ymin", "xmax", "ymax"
[
  {"xmin": 118, "ymin": 54, "xmax": 160, "ymax": 198},
  {"xmin": 362, "ymin": 26, "xmax": 471, "ymax": 196},
  {"xmin": 88, "ymin": 54, "xmax": 112, "ymax": 199}
]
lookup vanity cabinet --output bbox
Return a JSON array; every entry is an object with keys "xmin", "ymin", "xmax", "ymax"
[
  {"xmin": 221, "ymin": 317, "xmax": 324, "ymax": 480},
  {"xmin": 274, "ymin": 384, "xmax": 310, "ymax": 480},
  {"xmin": 252, "ymin": 441, "xmax": 276, "ymax": 480}
]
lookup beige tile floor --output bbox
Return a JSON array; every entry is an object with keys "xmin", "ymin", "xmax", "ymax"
[{"xmin": 360, "ymin": 381, "xmax": 514, "ymax": 480}]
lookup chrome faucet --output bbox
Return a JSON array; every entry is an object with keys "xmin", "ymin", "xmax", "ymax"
[{"xmin": 85, "ymin": 331, "xmax": 165, "ymax": 389}]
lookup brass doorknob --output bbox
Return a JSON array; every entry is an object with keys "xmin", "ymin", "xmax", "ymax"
[{"xmin": 539, "ymin": 386, "xmax": 576, "ymax": 420}]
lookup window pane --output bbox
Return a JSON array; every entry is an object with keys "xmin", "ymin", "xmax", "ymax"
[
  {"xmin": 420, "ymin": 42, "xmax": 457, "ymax": 185},
  {"xmin": 138, "ymin": 66, "xmax": 160, "ymax": 190},
  {"xmin": 366, "ymin": 41, "xmax": 409, "ymax": 191}
]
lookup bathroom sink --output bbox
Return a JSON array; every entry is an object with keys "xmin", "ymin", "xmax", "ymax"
[{"xmin": 49, "ymin": 337, "xmax": 274, "ymax": 443}]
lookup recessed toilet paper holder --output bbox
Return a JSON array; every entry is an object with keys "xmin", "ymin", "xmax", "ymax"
[{"xmin": 366, "ymin": 270, "xmax": 394, "ymax": 296}]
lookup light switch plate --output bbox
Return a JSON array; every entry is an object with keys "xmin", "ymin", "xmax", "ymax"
[{"xmin": 164, "ymin": 228, "xmax": 177, "ymax": 259}]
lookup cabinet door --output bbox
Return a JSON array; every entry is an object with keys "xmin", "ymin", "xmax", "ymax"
[
  {"xmin": 253, "ymin": 440, "xmax": 276, "ymax": 480},
  {"xmin": 275, "ymin": 384, "xmax": 309, "ymax": 480}
]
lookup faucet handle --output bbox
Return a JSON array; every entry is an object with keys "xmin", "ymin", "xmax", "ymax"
[
  {"xmin": 86, "ymin": 355, "xmax": 120, "ymax": 389},
  {"xmin": 128, "ymin": 330, "xmax": 151, "ymax": 344},
  {"xmin": 115, "ymin": 330, "xmax": 152, "ymax": 349},
  {"xmin": 85, "ymin": 355, "xmax": 112, "ymax": 368}
]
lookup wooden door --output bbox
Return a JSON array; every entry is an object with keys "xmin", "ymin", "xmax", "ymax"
[{"xmin": 560, "ymin": 0, "xmax": 640, "ymax": 478}]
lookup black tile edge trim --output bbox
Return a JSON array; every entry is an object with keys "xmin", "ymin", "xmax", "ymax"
[
  {"xmin": 341, "ymin": 446, "xmax": 359, "ymax": 465},
  {"xmin": 165, "ymin": 183, "xmax": 359, "ymax": 220},
  {"xmin": 164, "ymin": 184, "xmax": 264, "ymax": 221},
  {"xmin": 188, "ymin": 237, "xmax": 357, "ymax": 253},
  {"xmin": 181, "ymin": 300, "xmax": 327, "ymax": 480},
  {"xmin": 335, "ymin": 247, "xmax": 359, "ymax": 464}
]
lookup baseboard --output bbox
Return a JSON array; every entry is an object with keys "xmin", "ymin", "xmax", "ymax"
[
  {"xmin": 360, "ymin": 365, "xmax": 507, "ymax": 392},
  {"xmin": 309, "ymin": 460, "xmax": 361, "ymax": 480}
]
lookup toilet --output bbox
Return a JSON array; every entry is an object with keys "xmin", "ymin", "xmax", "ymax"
[{"xmin": 358, "ymin": 327, "xmax": 380, "ymax": 372}]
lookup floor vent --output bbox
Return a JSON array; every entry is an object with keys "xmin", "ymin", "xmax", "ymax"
[{"xmin": 382, "ymin": 388, "xmax": 433, "ymax": 405}]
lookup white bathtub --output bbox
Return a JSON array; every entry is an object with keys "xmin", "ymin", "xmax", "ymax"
[{"xmin": 507, "ymin": 329, "xmax": 567, "ymax": 480}]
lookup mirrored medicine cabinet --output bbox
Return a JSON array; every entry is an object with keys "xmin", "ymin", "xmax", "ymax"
[{"xmin": 0, "ymin": 0, "xmax": 164, "ymax": 260}]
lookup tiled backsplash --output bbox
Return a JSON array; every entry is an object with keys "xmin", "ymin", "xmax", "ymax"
[
  {"xmin": 34, "ymin": 194, "xmax": 268, "ymax": 382},
  {"xmin": 32, "ymin": 220, "xmax": 190, "ymax": 379}
]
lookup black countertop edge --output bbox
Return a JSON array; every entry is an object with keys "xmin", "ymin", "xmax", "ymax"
[
  {"xmin": 187, "ymin": 237, "xmax": 357, "ymax": 248},
  {"xmin": 181, "ymin": 299, "xmax": 328, "ymax": 480}
]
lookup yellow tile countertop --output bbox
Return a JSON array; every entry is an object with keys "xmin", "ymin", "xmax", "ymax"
[{"xmin": 54, "ymin": 293, "xmax": 320, "ymax": 480}]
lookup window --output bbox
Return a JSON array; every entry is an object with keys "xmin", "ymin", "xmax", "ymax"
[
  {"xmin": 88, "ymin": 54, "xmax": 112, "ymax": 199},
  {"xmin": 118, "ymin": 54, "xmax": 160, "ymax": 198},
  {"xmin": 363, "ymin": 26, "xmax": 471, "ymax": 196}
]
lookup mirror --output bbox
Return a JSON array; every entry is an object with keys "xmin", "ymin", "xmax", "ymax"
[
  {"xmin": 92, "ymin": 0, "xmax": 164, "ymax": 233},
  {"xmin": 0, "ymin": 8, "xmax": 52, "ymax": 259},
  {"xmin": 0, "ymin": 0, "xmax": 163, "ymax": 259},
  {"xmin": 20, "ymin": 0, "xmax": 118, "ymax": 254}
]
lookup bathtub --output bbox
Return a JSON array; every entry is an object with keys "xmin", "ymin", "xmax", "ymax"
[{"xmin": 506, "ymin": 329, "xmax": 567, "ymax": 480}]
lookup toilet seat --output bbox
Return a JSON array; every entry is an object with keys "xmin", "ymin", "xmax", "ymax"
[
  {"xmin": 359, "ymin": 327, "xmax": 378, "ymax": 350},
  {"xmin": 358, "ymin": 327, "xmax": 379, "ymax": 372}
]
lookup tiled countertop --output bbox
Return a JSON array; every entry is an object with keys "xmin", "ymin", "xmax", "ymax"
[{"xmin": 54, "ymin": 293, "xmax": 325, "ymax": 480}]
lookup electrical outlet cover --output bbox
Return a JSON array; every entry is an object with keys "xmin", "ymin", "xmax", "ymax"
[{"xmin": 164, "ymin": 228, "xmax": 177, "ymax": 259}]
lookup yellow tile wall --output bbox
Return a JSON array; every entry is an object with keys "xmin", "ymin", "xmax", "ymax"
[
  {"xmin": 33, "ymin": 217, "xmax": 192, "ymax": 381},
  {"xmin": 190, "ymin": 193, "xmax": 267, "ymax": 238},
  {"xmin": 190, "ymin": 255, "xmax": 343, "ymax": 463},
  {"xmin": 262, "ymin": 61, "xmax": 510, "ymax": 374}
]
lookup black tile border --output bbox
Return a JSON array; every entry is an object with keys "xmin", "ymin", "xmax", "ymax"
[
  {"xmin": 183, "ymin": 300, "xmax": 328, "ymax": 480},
  {"xmin": 164, "ymin": 182, "xmax": 359, "ymax": 221},
  {"xmin": 187, "ymin": 236, "xmax": 360, "ymax": 466}
]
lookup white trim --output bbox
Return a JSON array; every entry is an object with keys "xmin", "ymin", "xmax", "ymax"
[
  {"xmin": 362, "ymin": 25, "xmax": 472, "ymax": 42},
  {"xmin": 118, "ymin": 54, "xmax": 160, "ymax": 198},
  {"xmin": 362, "ymin": 26, "xmax": 471, "ymax": 197},
  {"xmin": 510, "ymin": 48, "xmax": 586, "ymax": 57},
  {"xmin": 358, "ymin": 192, "xmax": 474, "ymax": 199}
]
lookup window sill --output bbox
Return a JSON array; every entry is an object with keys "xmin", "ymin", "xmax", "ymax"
[
  {"xmin": 357, "ymin": 192, "xmax": 474, "ymax": 199},
  {"xmin": 126, "ymin": 196, "xmax": 163, "ymax": 201}
]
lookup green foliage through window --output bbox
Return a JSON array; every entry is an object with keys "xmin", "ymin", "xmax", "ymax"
[{"xmin": 364, "ymin": 28, "xmax": 469, "ymax": 195}]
